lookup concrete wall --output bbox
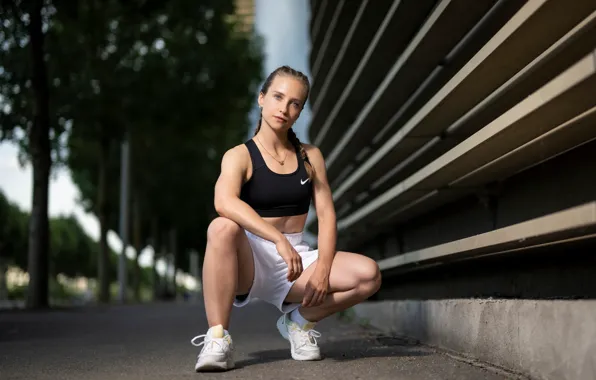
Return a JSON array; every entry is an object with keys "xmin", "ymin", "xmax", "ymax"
[{"xmin": 353, "ymin": 299, "xmax": 596, "ymax": 380}]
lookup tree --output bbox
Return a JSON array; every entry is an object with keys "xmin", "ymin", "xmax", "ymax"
[
  {"xmin": 68, "ymin": 126, "xmax": 122, "ymax": 302},
  {"xmin": 0, "ymin": 0, "xmax": 59, "ymax": 308}
]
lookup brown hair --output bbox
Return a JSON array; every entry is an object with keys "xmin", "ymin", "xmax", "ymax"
[{"xmin": 254, "ymin": 65, "xmax": 314, "ymax": 179}]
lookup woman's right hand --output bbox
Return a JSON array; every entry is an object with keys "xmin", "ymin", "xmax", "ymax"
[{"xmin": 276, "ymin": 238, "xmax": 303, "ymax": 282}]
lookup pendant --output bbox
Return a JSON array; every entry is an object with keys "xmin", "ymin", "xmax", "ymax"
[{"xmin": 280, "ymin": 161, "xmax": 285, "ymax": 165}]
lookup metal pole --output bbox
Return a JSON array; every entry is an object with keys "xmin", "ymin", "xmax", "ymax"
[{"xmin": 118, "ymin": 135, "xmax": 130, "ymax": 303}]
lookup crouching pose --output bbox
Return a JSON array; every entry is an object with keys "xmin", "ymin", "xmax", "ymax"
[{"xmin": 191, "ymin": 65, "xmax": 382, "ymax": 371}]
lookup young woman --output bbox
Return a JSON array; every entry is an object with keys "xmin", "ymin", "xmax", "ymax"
[{"xmin": 191, "ymin": 66, "xmax": 382, "ymax": 371}]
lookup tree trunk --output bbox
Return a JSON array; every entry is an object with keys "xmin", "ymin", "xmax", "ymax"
[
  {"xmin": 133, "ymin": 194, "xmax": 142, "ymax": 302},
  {"xmin": 97, "ymin": 136, "xmax": 110, "ymax": 303},
  {"xmin": 25, "ymin": 0, "xmax": 51, "ymax": 309}
]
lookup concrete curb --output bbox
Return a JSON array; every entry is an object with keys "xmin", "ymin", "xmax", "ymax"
[{"xmin": 353, "ymin": 299, "xmax": 596, "ymax": 380}]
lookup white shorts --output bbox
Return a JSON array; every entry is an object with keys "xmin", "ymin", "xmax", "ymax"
[{"xmin": 234, "ymin": 230, "xmax": 319, "ymax": 313}]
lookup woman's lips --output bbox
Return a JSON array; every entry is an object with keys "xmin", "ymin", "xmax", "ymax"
[{"xmin": 273, "ymin": 116, "xmax": 286, "ymax": 122}]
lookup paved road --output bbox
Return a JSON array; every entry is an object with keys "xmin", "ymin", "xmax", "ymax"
[{"xmin": 0, "ymin": 300, "xmax": 514, "ymax": 379}]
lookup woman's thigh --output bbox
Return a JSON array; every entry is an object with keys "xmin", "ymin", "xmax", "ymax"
[
  {"xmin": 284, "ymin": 251, "xmax": 380, "ymax": 303},
  {"xmin": 235, "ymin": 229, "xmax": 255, "ymax": 295},
  {"xmin": 206, "ymin": 217, "xmax": 254, "ymax": 295}
]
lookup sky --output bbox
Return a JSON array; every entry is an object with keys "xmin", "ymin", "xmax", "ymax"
[
  {"xmin": 251, "ymin": 0, "xmax": 313, "ymax": 143},
  {"xmin": 0, "ymin": 1, "xmax": 314, "ymax": 270}
]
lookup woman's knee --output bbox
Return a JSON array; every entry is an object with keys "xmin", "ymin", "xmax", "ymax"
[
  {"xmin": 358, "ymin": 257, "xmax": 382, "ymax": 295},
  {"xmin": 207, "ymin": 217, "xmax": 242, "ymax": 243}
]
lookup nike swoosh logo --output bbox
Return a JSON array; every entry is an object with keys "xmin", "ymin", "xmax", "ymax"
[{"xmin": 301, "ymin": 178, "xmax": 310, "ymax": 185}]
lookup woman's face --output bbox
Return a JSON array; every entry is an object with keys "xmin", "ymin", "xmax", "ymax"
[{"xmin": 258, "ymin": 75, "xmax": 307, "ymax": 132}]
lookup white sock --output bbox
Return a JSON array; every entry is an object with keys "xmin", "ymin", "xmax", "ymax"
[
  {"xmin": 290, "ymin": 309, "xmax": 315, "ymax": 329},
  {"xmin": 208, "ymin": 325, "xmax": 230, "ymax": 338}
]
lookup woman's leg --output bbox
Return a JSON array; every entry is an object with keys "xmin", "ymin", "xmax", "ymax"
[
  {"xmin": 202, "ymin": 217, "xmax": 254, "ymax": 330},
  {"xmin": 284, "ymin": 251, "xmax": 382, "ymax": 322}
]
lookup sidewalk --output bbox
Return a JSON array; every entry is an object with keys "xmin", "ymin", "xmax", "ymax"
[{"xmin": 0, "ymin": 300, "xmax": 515, "ymax": 379}]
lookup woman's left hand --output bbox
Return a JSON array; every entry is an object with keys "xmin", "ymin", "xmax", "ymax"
[{"xmin": 302, "ymin": 265, "xmax": 330, "ymax": 307}]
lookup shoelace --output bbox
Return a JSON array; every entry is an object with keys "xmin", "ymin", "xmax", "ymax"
[
  {"xmin": 190, "ymin": 335, "xmax": 227, "ymax": 354},
  {"xmin": 294, "ymin": 327, "xmax": 322, "ymax": 348}
]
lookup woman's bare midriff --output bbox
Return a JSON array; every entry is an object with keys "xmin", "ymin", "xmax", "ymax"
[{"xmin": 262, "ymin": 213, "xmax": 308, "ymax": 234}]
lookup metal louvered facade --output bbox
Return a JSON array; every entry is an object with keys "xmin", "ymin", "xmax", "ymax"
[{"xmin": 306, "ymin": 0, "xmax": 596, "ymax": 295}]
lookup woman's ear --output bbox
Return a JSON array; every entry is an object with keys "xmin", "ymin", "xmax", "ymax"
[{"xmin": 258, "ymin": 92, "xmax": 264, "ymax": 108}]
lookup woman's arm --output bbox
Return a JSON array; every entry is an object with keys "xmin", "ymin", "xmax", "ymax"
[
  {"xmin": 214, "ymin": 145, "xmax": 285, "ymax": 244},
  {"xmin": 306, "ymin": 145, "xmax": 337, "ymax": 272},
  {"xmin": 299, "ymin": 144, "xmax": 337, "ymax": 307}
]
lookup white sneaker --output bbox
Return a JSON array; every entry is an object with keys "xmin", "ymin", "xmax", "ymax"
[
  {"xmin": 276, "ymin": 313, "xmax": 322, "ymax": 361},
  {"xmin": 191, "ymin": 325, "xmax": 234, "ymax": 372}
]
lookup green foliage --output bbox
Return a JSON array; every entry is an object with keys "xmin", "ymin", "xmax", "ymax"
[
  {"xmin": 0, "ymin": 1, "xmax": 70, "ymax": 163},
  {"xmin": 0, "ymin": 188, "xmax": 152, "ymax": 284},
  {"xmin": 49, "ymin": 215, "xmax": 96, "ymax": 278},
  {"xmin": 0, "ymin": 189, "xmax": 91, "ymax": 275},
  {"xmin": 0, "ymin": 191, "xmax": 28, "ymax": 268}
]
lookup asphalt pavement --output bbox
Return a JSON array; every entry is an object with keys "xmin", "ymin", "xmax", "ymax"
[{"xmin": 0, "ymin": 300, "xmax": 515, "ymax": 379}]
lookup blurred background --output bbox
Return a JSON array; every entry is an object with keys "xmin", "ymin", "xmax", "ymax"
[
  {"xmin": 2, "ymin": 0, "xmax": 596, "ymax": 319},
  {"xmin": 0, "ymin": 0, "xmax": 315, "ymax": 308},
  {"xmin": 2, "ymin": 1, "xmax": 595, "ymax": 377}
]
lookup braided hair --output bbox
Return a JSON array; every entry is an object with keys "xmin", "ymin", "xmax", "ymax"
[{"xmin": 254, "ymin": 65, "xmax": 314, "ymax": 179}]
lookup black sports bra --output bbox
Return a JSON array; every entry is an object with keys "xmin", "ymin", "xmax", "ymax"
[{"xmin": 240, "ymin": 139, "xmax": 313, "ymax": 217}]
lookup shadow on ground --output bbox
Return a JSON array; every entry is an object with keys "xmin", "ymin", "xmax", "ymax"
[{"xmin": 235, "ymin": 335, "xmax": 431, "ymax": 369}]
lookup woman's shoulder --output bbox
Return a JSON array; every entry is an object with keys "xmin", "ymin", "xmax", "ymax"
[
  {"xmin": 221, "ymin": 143, "xmax": 251, "ymax": 168},
  {"xmin": 225, "ymin": 141, "xmax": 252, "ymax": 156},
  {"xmin": 302, "ymin": 143, "xmax": 324, "ymax": 161}
]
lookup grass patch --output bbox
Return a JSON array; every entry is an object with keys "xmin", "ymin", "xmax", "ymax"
[{"xmin": 337, "ymin": 307, "xmax": 371, "ymax": 327}]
